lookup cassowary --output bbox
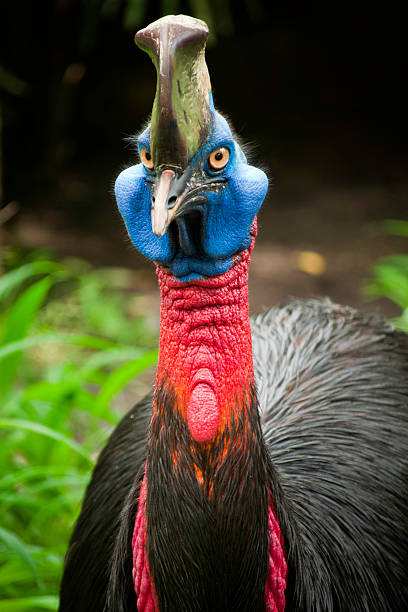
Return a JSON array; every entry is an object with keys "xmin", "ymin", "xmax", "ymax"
[{"xmin": 59, "ymin": 15, "xmax": 408, "ymax": 612}]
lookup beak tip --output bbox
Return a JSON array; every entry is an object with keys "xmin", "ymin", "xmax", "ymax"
[
  {"xmin": 152, "ymin": 228, "xmax": 165, "ymax": 238},
  {"xmin": 151, "ymin": 168, "xmax": 176, "ymax": 238},
  {"xmin": 151, "ymin": 209, "xmax": 169, "ymax": 237},
  {"xmin": 151, "ymin": 217, "xmax": 165, "ymax": 237}
]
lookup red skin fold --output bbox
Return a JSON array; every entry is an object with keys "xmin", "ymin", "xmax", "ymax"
[
  {"xmin": 133, "ymin": 222, "xmax": 287, "ymax": 610},
  {"xmin": 155, "ymin": 241, "xmax": 254, "ymax": 445},
  {"xmin": 132, "ymin": 477, "xmax": 156, "ymax": 611}
]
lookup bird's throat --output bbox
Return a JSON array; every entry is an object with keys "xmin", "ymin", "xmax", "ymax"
[{"xmin": 154, "ymin": 235, "xmax": 255, "ymax": 445}]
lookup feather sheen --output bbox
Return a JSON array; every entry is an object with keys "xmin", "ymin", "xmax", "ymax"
[{"xmin": 59, "ymin": 298, "xmax": 408, "ymax": 611}]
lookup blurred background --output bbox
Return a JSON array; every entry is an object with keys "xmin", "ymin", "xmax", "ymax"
[{"xmin": 0, "ymin": 2, "xmax": 407, "ymax": 609}]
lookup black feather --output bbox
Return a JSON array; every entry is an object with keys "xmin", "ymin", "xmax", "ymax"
[
  {"xmin": 59, "ymin": 298, "xmax": 408, "ymax": 611},
  {"xmin": 253, "ymin": 299, "xmax": 408, "ymax": 611},
  {"xmin": 145, "ymin": 384, "xmax": 269, "ymax": 611}
]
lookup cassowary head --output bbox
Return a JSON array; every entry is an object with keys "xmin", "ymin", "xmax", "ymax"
[{"xmin": 115, "ymin": 15, "xmax": 268, "ymax": 281}]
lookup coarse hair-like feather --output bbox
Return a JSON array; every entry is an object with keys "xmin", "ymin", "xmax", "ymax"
[
  {"xmin": 60, "ymin": 298, "xmax": 408, "ymax": 611},
  {"xmin": 252, "ymin": 298, "xmax": 408, "ymax": 610}
]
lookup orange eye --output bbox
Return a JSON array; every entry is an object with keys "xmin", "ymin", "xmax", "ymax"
[
  {"xmin": 208, "ymin": 147, "xmax": 230, "ymax": 171},
  {"xmin": 140, "ymin": 147, "xmax": 154, "ymax": 170}
]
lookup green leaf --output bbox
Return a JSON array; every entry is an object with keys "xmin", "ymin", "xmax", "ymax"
[
  {"xmin": 382, "ymin": 219, "xmax": 408, "ymax": 237},
  {"xmin": 0, "ymin": 278, "xmax": 53, "ymax": 395},
  {"xmin": 364, "ymin": 263, "xmax": 408, "ymax": 309},
  {"xmin": 0, "ymin": 527, "xmax": 38, "ymax": 582},
  {"xmin": 0, "ymin": 419, "xmax": 93, "ymax": 464},
  {"xmin": 0, "ymin": 549, "xmax": 61, "ymax": 587},
  {"xmin": 0, "ymin": 466, "xmax": 83, "ymax": 490},
  {"xmin": 0, "ymin": 560, "xmax": 38, "ymax": 588},
  {"xmin": 0, "ymin": 253, "xmax": 158, "ymax": 602},
  {"xmin": 22, "ymin": 380, "xmax": 80, "ymax": 404},
  {"xmin": 0, "ymin": 262, "xmax": 64, "ymax": 302},
  {"xmin": 0, "ymin": 333, "xmax": 117, "ymax": 361},
  {"xmin": 0, "ymin": 596, "xmax": 59, "ymax": 611},
  {"xmin": 394, "ymin": 307, "xmax": 408, "ymax": 333},
  {"xmin": 97, "ymin": 349, "xmax": 157, "ymax": 406},
  {"xmin": 378, "ymin": 254, "xmax": 408, "ymax": 273},
  {"xmin": 79, "ymin": 346, "xmax": 144, "ymax": 374}
]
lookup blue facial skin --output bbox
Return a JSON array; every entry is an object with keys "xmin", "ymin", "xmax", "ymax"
[{"xmin": 115, "ymin": 100, "xmax": 268, "ymax": 282}]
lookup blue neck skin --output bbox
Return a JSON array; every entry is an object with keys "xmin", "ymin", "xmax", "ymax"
[{"xmin": 115, "ymin": 95, "xmax": 268, "ymax": 282}]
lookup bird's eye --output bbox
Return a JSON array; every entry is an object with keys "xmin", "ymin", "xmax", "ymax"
[
  {"xmin": 140, "ymin": 147, "xmax": 154, "ymax": 170},
  {"xmin": 208, "ymin": 147, "xmax": 230, "ymax": 171}
]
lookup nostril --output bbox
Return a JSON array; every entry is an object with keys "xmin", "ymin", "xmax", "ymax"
[{"xmin": 168, "ymin": 195, "xmax": 178, "ymax": 207}]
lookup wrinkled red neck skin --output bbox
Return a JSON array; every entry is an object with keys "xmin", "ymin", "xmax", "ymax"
[
  {"xmin": 133, "ymin": 221, "xmax": 287, "ymax": 610},
  {"xmin": 155, "ymin": 231, "xmax": 256, "ymax": 444}
]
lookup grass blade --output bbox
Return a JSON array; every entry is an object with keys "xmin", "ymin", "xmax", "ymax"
[
  {"xmin": 0, "ymin": 333, "xmax": 117, "ymax": 360},
  {"xmin": 79, "ymin": 346, "xmax": 144, "ymax": 374},
  {"xmin": 97, "ymin": 349, "xmax": 157, "ymax": 406},
  {"xmin": 0, "ymin": 418, "xmax": 93, "ymax": 464},
  {"xmin": 0, "ymin": 261, "xmax": 64, "ymax": 302},
  {"xmin": 0, "ymin": 527, "xmax": 38, "ymax": 582},
  {"xmin": 0, "ymin": 596, "xmax": 59, "ymax": 611},
  {"xmin": 0, "ymin": 277, "xmax": 53, "ymax": 395}
]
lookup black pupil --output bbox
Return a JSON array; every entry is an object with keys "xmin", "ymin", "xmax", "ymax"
[
  {"xmin": 145, "ymin": 151, "xmax": 151, "ymax": 161},
  {"xmin": 214, "ymin": 151, "xmax": 223, "ymax": 161}
]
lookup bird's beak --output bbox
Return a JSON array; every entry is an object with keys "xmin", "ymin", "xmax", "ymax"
[
  {"xmin": 136, "ymin": 15, "xmax": 213, "ymax": 236},
  {"xmin": 151, "ymin": 166, "xmax": 201, "ymax": 237},
  {"xmin": 151, "ymin": 169, "xmax": 175, "ymax": 237}
]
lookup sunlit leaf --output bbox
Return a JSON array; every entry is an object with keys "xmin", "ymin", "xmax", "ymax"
[
  {"xmin": 0, "ymin": 278, "xmax": 53, "ymax": 395},
  {"xmin": 0, "ymin": 250, "xmax": 157, "ymax": 602},
  {"xmin": 0, "ymin": 333, "xmax": 117, "ymax": 361},
  {"xmin": 97, "ymin": 349, "xmax": 157, "ymax": 406},
  {"xmin": 0, "ymin": 596, "xmax": 58, "ymax": 611},
  {"xmin": 0, "ymin": 262, "xmax": 64, "ymax": 302},
  {"xmin": 0, "ymin": 527, "xmax": 39, "ymax": 583},
  {"xmin": 79, "ymin": 346, "xmax": 144, "ymax": 374},
  {"xmin": 0, "ymin": 419, "xmax": 93, "ymax": 464}
]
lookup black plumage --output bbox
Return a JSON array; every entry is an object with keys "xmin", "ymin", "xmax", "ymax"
[{"xmin": 60, "ymin": 297, "xmax": 408, "ymax": 611}]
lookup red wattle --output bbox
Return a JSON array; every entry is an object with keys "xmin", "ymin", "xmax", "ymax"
[
  {"xmin": 187, "ymin": 381, "xmax": 219, "ymax": 443},
  {"xmin": 154, "ymin": 235, "xmax": 256, "ymax": 444},
  {"xmin": 132, "ymin": 476, "xmax": 156, "ymax": 611},
  {"xmin": 264, "ymin": 501, "xmax": 288, "ymax": 611}
]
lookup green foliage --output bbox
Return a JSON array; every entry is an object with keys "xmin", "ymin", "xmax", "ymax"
[
  {"xmin": 0, "ymin": 252, "xmax": 157, "ymax": 610},
  {"xmin": 364, "ymin": 220, "xmax": 408, "ymax": 332}
]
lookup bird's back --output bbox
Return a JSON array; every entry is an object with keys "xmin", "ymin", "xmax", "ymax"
[
  {"xmin": 252, "ymin": 298, "xmax": 408, "ymax": 611},
  {"xmin": 60, "ymin": 298, "xmax": 408, "ymax": 611}
]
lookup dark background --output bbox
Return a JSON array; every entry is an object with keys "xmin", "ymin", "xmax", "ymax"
[{"xmin": 1, "ymin": 1, "xmax": 406, "ymax": 314}]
